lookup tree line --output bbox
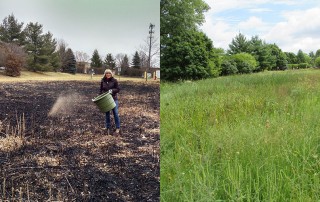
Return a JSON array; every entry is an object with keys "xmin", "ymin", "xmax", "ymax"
[
  {"xmin": 0, "ymin": 14, "xmax": 159, "ymax": 77},
  {"xmin": 160, "ymin": 0, "xmax": 320, "ymax": 81},
  {"xmin": 0, "ymin": 14, "xmax": 75, "ymax": 76}
]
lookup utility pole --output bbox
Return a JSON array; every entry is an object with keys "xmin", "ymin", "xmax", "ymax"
[{"xmin": 146, "ymin": 23, "xmax": 155, "ymax": 81}]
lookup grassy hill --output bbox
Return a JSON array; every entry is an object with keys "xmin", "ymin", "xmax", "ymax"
[{"xmin": 161, "ymin": 69, "xmax": 320, "ymax": 201}]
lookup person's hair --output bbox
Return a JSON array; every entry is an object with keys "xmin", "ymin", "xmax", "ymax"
[{"xmin": 104, "ymin": 69, "xmax": 113, "ymax": 76}]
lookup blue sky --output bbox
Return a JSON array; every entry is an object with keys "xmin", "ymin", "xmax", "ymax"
[
  {"xmin": 0, "ymin": 0, "xmax": 160, "ymax": 64},
  {"xmin": 201, "ymin": 0, "xmax": 320, "ymax": 54}
]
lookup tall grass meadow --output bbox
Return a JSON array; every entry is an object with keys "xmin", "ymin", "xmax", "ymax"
[{"xmin": 161, "ymin": 69, "xmax": 320, "ymax": 201}]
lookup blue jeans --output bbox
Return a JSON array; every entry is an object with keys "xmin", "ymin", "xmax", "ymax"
[{"xmin": 105, "ymin": 100, "xmax": 120, "ymax": 129}]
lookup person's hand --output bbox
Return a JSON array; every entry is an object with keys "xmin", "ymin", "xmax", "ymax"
[{"xmin": 108, "ymin": 89, "xmax": 113, "ymax": 94}]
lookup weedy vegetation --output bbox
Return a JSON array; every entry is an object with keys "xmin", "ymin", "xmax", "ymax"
[{"xmin": 161, "ymin": 69, "xmax": 320, "ymax": 201}]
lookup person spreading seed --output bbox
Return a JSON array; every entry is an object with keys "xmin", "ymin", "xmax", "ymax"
[{"xmin": 100, "ymin": 69, "xmax": 120, "ymax": 135}]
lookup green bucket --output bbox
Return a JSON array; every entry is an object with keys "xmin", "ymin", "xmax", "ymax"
[{"xmin": 92, "ymin": 92, "xmax": 116, "ymax": 112}]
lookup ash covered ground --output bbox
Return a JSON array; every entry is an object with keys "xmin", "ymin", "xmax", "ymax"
[{"xmin": 0, "ymin": 80, "xmax": 159, "ymax": 201}]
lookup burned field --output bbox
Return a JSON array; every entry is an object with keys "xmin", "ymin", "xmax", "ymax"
[{"xmin": 0, "ymin": 80, "xmax": 159, "ymax": 201}]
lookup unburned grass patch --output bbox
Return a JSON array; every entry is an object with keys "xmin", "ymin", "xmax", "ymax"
[{"xmin": 0, "ymin": 136, "xmax": 24, "ymax": 152}]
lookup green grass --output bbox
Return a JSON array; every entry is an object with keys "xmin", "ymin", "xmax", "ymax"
[{"xmin": 161, "ymin": 69, "xmax": 320, "ymax": 201}]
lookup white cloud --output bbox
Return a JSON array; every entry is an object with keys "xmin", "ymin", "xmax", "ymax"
[
  {"xmin": 264, "ymin": 7, "xmax": 320, "ymax": 53},
  {"xmin": 201, "ymin": 15, "xmax": 237, "ymax": 50},
  {"xmin": 249, "ymin": 8, "xmax": 272, "ymax": 13},
  {"xmin": 202, "ymin": 0, "xmax": 320, "ymax": 53},
  {"xmin": 238, "ymin": 16, "xmax": 267, "ymax": 30},
  {"xmin": 205, "ymin": 0, "xmax": 298, "ymax": 14}
]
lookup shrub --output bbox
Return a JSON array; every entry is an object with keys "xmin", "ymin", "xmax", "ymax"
[
  {"xmin": 298, "ymin": 63, "xmax": 308, "ymax": 69},
  {"xmin": 0, "ymin": 42, "xmax": 26, "ymax": 76},
  {"xmin": 232, "ymin": 53, "xmax": 257, "ymax": 74},
  {"xmin": 93, "ymin": 67, "xmax": 104, "ymax": 74},
  {"xmin": 122, "ymin": 68, "xmax": 143, "ymax": 77},
  {"xmin": 5, "ymin": 53, "xmax": 23, "ymax": 76},
  {"xmin": 287, "ymin": 64, "xmax": 294, "ymax": 70},
  {"xmin": 315, "ymin": 57, "xmax": 320, "ymax": 68},
  {"xmin": 221, "ymin": 59, "xmax": 238, "ymax": 76}
]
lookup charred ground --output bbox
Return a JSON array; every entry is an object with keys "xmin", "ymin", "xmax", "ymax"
[{"xmin": 0, "ymin": 80, "xmax": 159, "ymax": 201}]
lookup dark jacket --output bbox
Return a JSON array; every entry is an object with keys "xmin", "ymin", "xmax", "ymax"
[{"xmin": 100, "ymin": 77, "xmax": 120, "ymax": 100}]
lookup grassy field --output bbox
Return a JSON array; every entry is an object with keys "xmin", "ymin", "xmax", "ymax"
[
  {"xmin": 161, "ymin": 69, "xmax": 320, "ymax": 201},
  {"xmin": 0, "ymin": 70, "xmax": 158, "ymax": 82}
]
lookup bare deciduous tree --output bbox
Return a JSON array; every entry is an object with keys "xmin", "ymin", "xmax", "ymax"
[
  {"xmin": 56, "ymin": 39, "xmax": 68, "ymax": 71},
  {"xmin": 115, "ymin": 53, "xmax": 124, "ymax": 67},
  {"xmin": 5, "ymin": 42, "xmax": 27, "ymax": 63},
  {"xmin": 75, "ymin": 51, "xmax": 90, "ymax": 63},
  {"xmin": 139, "ymin": 36, "xmax": 160, "ymax": 68},
  {"xmin": 115, "ymin": 53, "xmax": 130, "ymax": 70},
  {"xmin": 0, "ymin": 41, "xmax": 27, "ymax": 76}
]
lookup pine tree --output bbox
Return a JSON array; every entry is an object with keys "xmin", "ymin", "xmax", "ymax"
[
  {"xmin": 91, "ymin": 49, "xmax": 102, "ymax": 68},
  {"xmin": 248, "ymin": 36, "xmax": 271, "ymax": 71},
  {"xmin": 24, "ymin": 23, "xmax": 58, "ymax": 71},
  {"xmin": 228, "ymin": 33, "xmax": 250, "ymax": 55},
  {"xmin": 104, "ymin": 53, "xmax": 116, "ymax": 69},
  {"xmin": 40, "ymin": 32, "xmax": 58, "ymax": 71},
  {"xmin": 297, "ymin": 49, "xmax": 306, "ymax": 64},
  {"xmin": 122, "ymin": 54, "xmax": 129, "ymax": 69},
  {"xmin": 62, "ymin": 48, "xmax": 76, "ymax": 74},
  {"xmin": 131, "ymin": 51, "xmax": 141, "ymax": 69},
  {"xmin": 0, "ymin": 14, "xmax": 25, "ymax": 45},
  {"xmin": 24, "ymin": 22, "xmax": 45, "ymax": 71}
]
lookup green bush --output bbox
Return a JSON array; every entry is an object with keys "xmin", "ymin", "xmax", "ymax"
[
  {"xmin": 298, "ymin": 63, "xmax": 308, "ymax": 69},
  {"xmin": 315, "ymin": 57, "xmax": 320, "ymax": 68},
  {"xmin": 287, "ymin": 64, "xmax": 294, "ymax": 70},
  {"xmin": 287, "ymin": 64, "xmax": 299, "ymax": 69},
  {"xmin": 231, "ymin": 53, "xmax": 257, "ymax": 74},
  {"xmin": 221, "ymin": 59, "xmax": 238, "ymax": 76},
  {"xmin": 161, "ymin": 30, "xmax": 216, "ymax": 81}
]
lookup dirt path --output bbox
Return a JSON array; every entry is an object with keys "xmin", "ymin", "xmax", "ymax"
[{"xmin": 0, "ymin": 80, "xmax": 159, "ymax": 201}]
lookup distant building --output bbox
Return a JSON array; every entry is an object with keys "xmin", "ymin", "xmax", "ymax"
[{"xmin": 140, "ymin": 66, "xmax": 160, "ymax": 79}]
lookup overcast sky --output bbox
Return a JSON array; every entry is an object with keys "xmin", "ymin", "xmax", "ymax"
[
  {"xmin": 201, "ymin": 0, "xmax": 320, "ymax": 54},
  {"xmin": 0, "ymin": 0, "xmax": 160, "ymax": 61}
]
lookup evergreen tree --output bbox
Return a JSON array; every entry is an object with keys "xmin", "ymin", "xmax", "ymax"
[
  {"xmin": 104, "ymin": 53, "xmax": 116, "ymax": 69},
  {"xmin": 228, "ymin": 33, "xmax": 250, "ymax": 55},
  {"xmin": 62, "ymin": 48, "xmax": 76, "ymax": 74},
  {"xmin": 248, "ymin": 36, "xmax": 271, "ymax": 71},
  {"xmin": 0, "ymin": 14, "xmax": 25, "ymax": 45},
  {"xmin": 315, "ymin": 56, "xmax": 320, "ymax": 67},
  {"xmin": 24, "ymin": 23, "xmax": 58, "ymax": 72},
  {"xmin": 91, "ymin": 49, "xmax": 102, "ymax": 68},
  {"xmin": 296, "ymin": 49, "xmax": 306, "ymax": 64},
  {"xmin": 24, "ymin": 22, "xmax": 45, "ymax": 71},
  {"xmin": 267, "ymin": 44, "xmax": 287, "ymax": 70},
  {"xmin": 122, "ymin": 54, "xmax": 129, "ymax": 69},
  {"xmin": 131, "ymin": 51, "xmax": 141, "ymax": 69},
  {"xmin": 285, "ymin": 52, "xmax": 297, "ymax": 64},
  {"xmin": 309, "ymin": 51, "xmax": 315, "ymax": 67},
  {"xmin": 41, "ymin": 32, "xmax": 59, "ymax": 71},
  {"xmin": 315, "ymin": 49, "xmax": 320, "ymax": 58}
]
